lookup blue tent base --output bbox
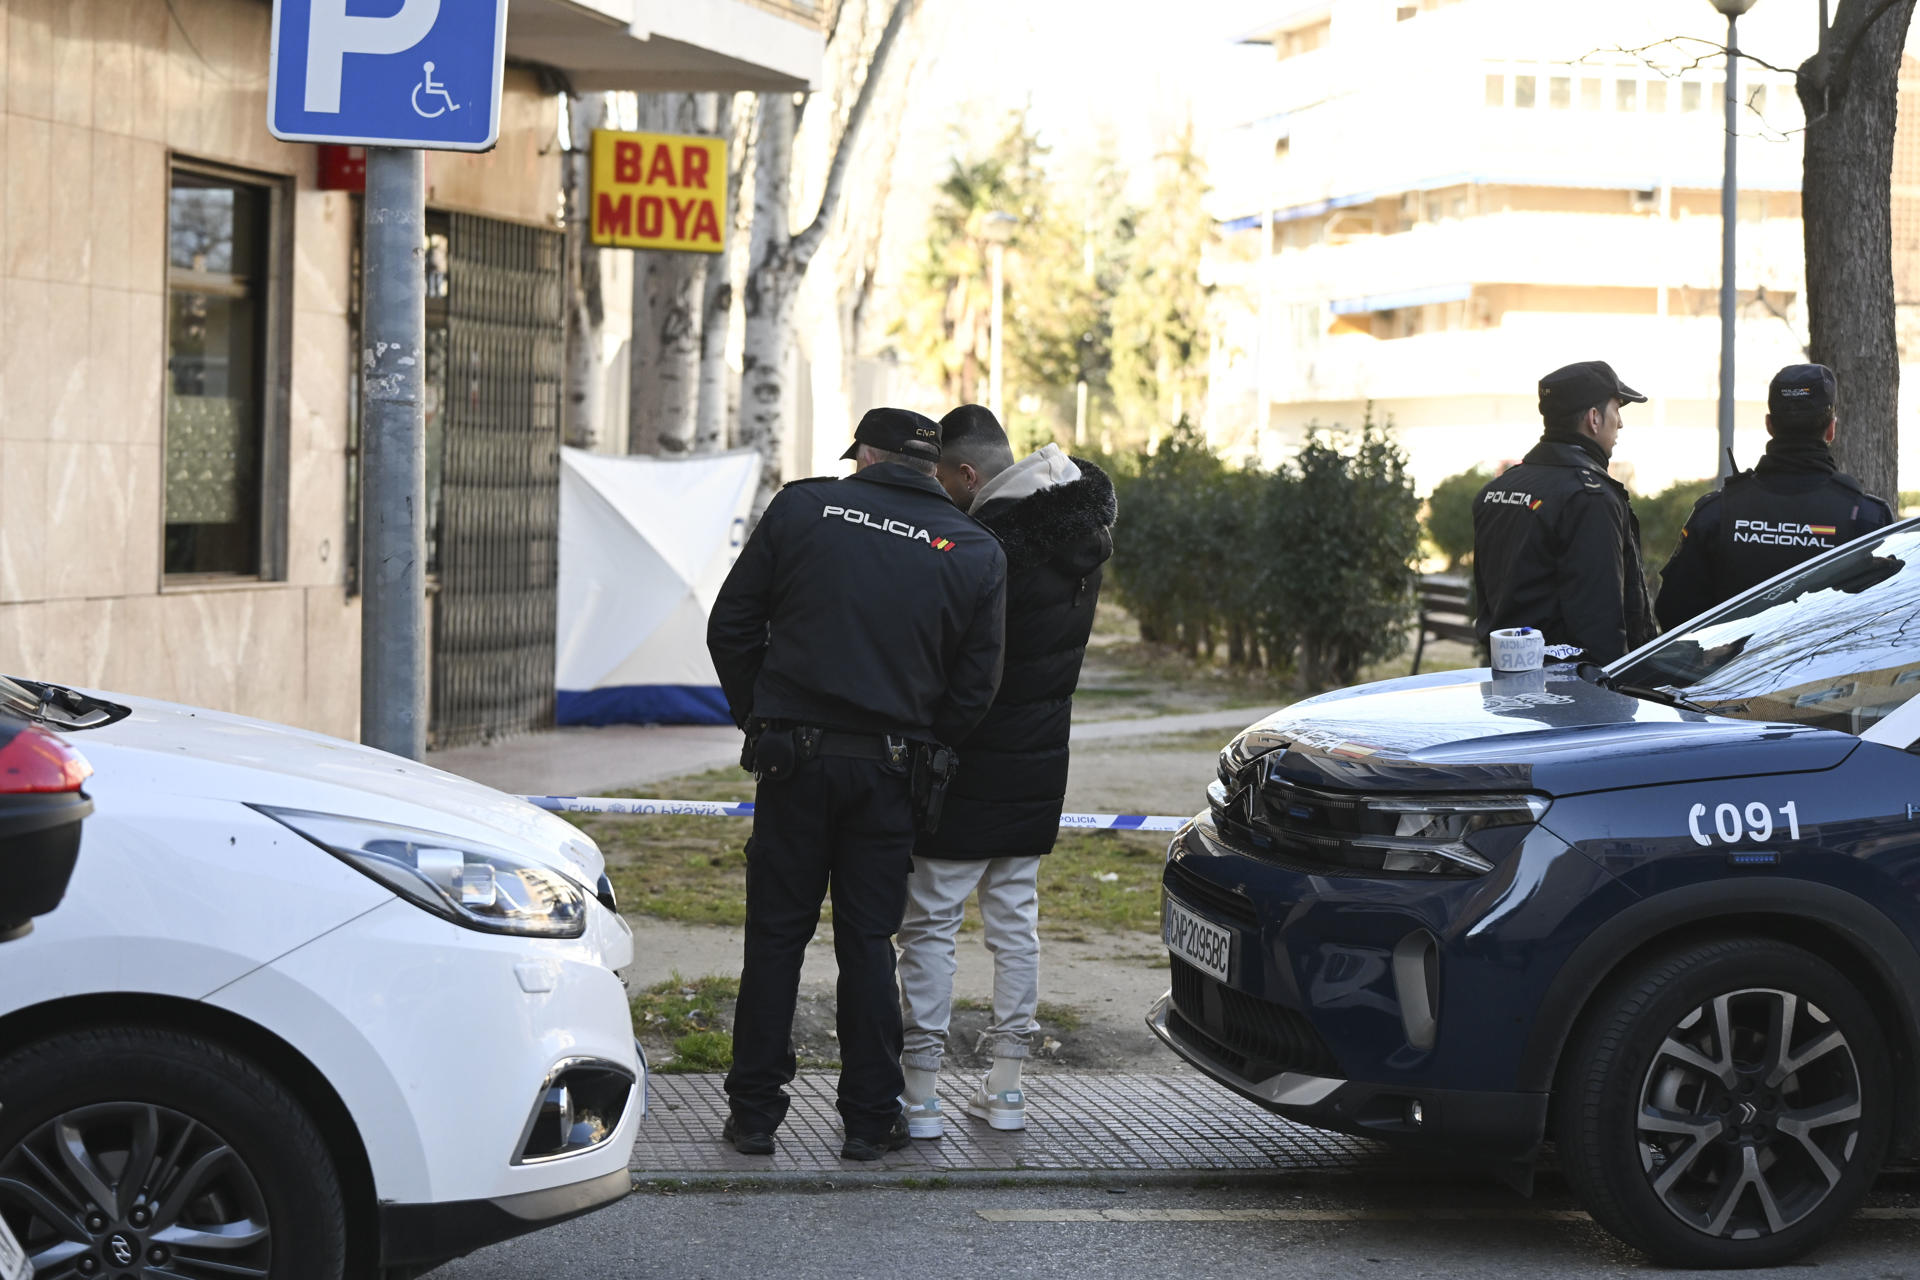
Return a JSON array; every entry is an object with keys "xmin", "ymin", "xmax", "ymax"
[{"xmin": 556, "ymin": 685, "xmax": 734, "ymax": 727}]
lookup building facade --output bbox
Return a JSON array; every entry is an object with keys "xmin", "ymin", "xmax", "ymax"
[
  {"xmin": 1205, "ymin": 0, "xmax": 1819, "ymax": 496},
  {"xmin": 0, "ymin": 0, "xmax": 821, "ymax": 743}
]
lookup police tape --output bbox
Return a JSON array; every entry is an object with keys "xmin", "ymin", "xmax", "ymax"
[{"xmin": 523, "ymin": 795, "xmax": 1191, "ymax": 832}]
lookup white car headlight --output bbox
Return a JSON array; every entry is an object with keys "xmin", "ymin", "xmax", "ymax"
[{"xmin": 255, "ymin": 806, "xmax": 588, "ymax": 938}]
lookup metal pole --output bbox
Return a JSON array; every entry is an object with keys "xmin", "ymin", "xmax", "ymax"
[
  {"xmin": 1717, "ymin": 14, "xmax": 1740, "ymax": 480},
  {"xmin": 989, "ymin": 240, "xmax": 1006, "ymax": 423},
  {"xmin": 360, "ymin": 147, "xmax": 429, "ymax": 759}
]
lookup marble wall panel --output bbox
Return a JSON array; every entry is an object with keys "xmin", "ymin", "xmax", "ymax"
[
  {"xmin": 90, "ymin": 0, "xmax": 134, "ymax": 139},
  {"xmin": 47, "ymin": 122, "xmax": 94, "ymax": 285},
  {"xmin": 6, "ymin": 0, "xmax": 52, "ymax": 123},
  {"xmin": 304, "ymin": 586, "xmax": 360, "ymax": 740},
  {"xmin": 44, "ymin": 282, "xmax": 90, "ymax": 442},
  {"xmin": 26, "ymin": 599, "xmax": 112, "ymax": 687},
  {"xmin": 88, "ymin": 131, "xmax": 129, "ymax": 291},
  {"xmin": 87, "ymin": 286, "xmax": 130, "ymax": 439},
  {"xmin": 128, "ymin": 0, "xmax": 168, "ymax": 145},
  {"xmin": 46, "ymin": 440, "xmax": 124, "ymax": 599},
  {"xmin": 0, "ymin": 439, "xmax": 47, "ymax": 603},
  {"xmin": 5, "ymin": 113, "xmax": 49, "ymax": 280},
  {"xmin": 2, "ymin": 277, "xmax": 49, "ymax": 441},
  {"xmin": 126, "ymin": 138, "xmax": 166, "ymax": 296},
  {"xmin": 126, "ymin": 290, "xmax": 164, "ymax": 447},
  {"xmin": 425, "ymin": 72, "xmax": 564, "ymax": 228},
  {"xmin": 119, "ymin": 442, "xmax": 161, "ymax": 593},
  {"xmin": 293, "ymin": 190, "xmax": 353, "ymax": 318},
  {"xmin": 47, "ymin": 0, "xmax": 94, "ymax": 130}
]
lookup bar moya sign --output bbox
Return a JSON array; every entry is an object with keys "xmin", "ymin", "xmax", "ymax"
[{"xmin": 590, "ymin": 130, "xmax": 726, "ymax": 253}]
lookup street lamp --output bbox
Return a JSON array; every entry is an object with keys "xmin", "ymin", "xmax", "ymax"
[
  {"xmin": 1710, "ymin": 0, "xmax": 1760, "ymax": 480},
  {"xmin": 981, "ymin": 211, "xmax": 1019, "ymax": 424}
]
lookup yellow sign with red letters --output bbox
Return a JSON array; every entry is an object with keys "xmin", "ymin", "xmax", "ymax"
[{"xmin": 590, "ymin": 129, "xmax": 726, "ymax": 253}]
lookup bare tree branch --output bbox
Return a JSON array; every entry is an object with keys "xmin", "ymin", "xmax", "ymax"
[
  {"xmin": 790, "ymin": 0, "xmax": 917, "ymax": 269},
  {"xmin": 1828, "ymin": 0, "xmax": 1908, "ymax": 88},
  {"xmin": 1570, "ymin": 38, "xmax": 1799, "ymax": 78}
]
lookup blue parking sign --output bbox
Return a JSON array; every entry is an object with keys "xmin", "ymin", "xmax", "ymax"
[{"xmin": 268, "ymin": 0, "xmax": 509, "ymax": 151}]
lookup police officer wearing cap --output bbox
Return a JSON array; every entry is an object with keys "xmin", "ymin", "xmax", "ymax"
[
  {"xmin": 1655, "ymin": 364, "xmax": 1894, "ymax": 630},
  {"xmin": 1473, "ymin": 360, "xmax": 1658, "ymax": 665},
  {"xmin": 706, "ymin": 407, "xmax": 1008, "ymax": 1162}
]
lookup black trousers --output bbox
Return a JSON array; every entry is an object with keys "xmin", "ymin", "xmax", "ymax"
[{"xmin": 725, "ymin": 753, "xmax": 914, "ymax": 1140}]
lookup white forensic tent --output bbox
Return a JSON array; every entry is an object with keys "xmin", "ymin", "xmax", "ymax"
[{"xmin": 556, "ymin": 446, "xmax": 759, "ymax": 725}]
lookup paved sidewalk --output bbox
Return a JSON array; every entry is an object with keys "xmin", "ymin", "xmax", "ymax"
[
  {"xmin": 429, "ymin": 709, "xmax": 1266, "ymax": 800},
  {"xmin": 634, "ymin": 1072, "xmax": 1390, "ymax": 1180}
]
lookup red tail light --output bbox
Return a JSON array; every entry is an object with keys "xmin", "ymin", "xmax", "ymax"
[{"xmin": 0, "ymin": 724, "xmax": 92, "ymax": 793}]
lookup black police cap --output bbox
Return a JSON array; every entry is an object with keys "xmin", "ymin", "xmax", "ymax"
[
  {"xmin": 1538, "ymin": 360, "xmax": 1647, "ymax": 420},
  {"xmin": 841, "ymin": 407, "xmax": 942, "ymax": 462},
  {"xmin": 1769, "ymin": 363, "xmax": 1837, "ymax": 425}
]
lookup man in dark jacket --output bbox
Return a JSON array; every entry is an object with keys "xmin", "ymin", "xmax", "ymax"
[
  {"xmin": 894, "ymin": 405, "xmax": 1116, "ymax": 1138},
  {"xmin": 1655, "ymin": 364, "xmax": 1895, "ymax": 630},
  {"xmin": 1473, "ymin": 360, "xmax": 1657, "ymax": 664},
  {"xmin": 706, "ymin": 407, "xmax": 1007, "ymax": 1161}
]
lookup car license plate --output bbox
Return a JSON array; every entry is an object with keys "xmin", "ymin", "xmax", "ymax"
[
  {"xmin": 0, "ymin": 1213, "xmax": 29, "ymax": 1280},
  {"xmin": 1164, "ymin": 894, "xmax": 1233, "ymax": 983}
]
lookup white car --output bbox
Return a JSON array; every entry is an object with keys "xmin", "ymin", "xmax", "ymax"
[{"xmin": 0, "ymin": 677, "xmax": 645, "ymax": 1279}]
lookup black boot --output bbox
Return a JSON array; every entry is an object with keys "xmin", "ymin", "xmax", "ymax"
[
  {"xmin": 723, "ymin": 1114, "xmax": 775, "ymax": 1155},
  {"xmin": 840, "ymin": 1111, "xmax": 910, "ymax": 1161}
]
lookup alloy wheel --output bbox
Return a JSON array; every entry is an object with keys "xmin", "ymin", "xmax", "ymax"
[
  {"xmin": 1637, "ymin": 986, "xmax": 1863, "ymax": 1240},
  {"xmin": 0, "ymin": 1101, "xmax": 271, "ymax": 1278}
]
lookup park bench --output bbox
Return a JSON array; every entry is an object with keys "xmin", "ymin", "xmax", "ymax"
[{"xmin": 1412, "ymin": 574, "xmax": 1477, "ymax": 674}]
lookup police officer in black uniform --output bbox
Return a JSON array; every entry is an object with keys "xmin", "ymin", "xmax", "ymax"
[
  {"xmin": 1473, "ymin": 360, "xmax": 1657, "ymax": 665},
  {"xmin": 1655, "ymin": 364, "xmax": 1894, "ymax": 630},
  {"xmin": 706, "ymin": 407, "xmax": 1008, "ymax": 1161}
]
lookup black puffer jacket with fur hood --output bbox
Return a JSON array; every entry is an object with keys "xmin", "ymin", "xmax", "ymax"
[{"xmin": 918, "ymin": 451, "xmax": 1117, "ymax": 860}]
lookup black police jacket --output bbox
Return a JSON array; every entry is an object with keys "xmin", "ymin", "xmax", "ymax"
[
  {"xmin": 917, "ymin": 459, "xmax": 1116, "ymax": 861},
  {"xmin": 1654, "ymin": 446, "xmax": 1894, "ymax": 631},
  {"xmin": 706, "ymin": 462, "xmax": 1008, "ymax": 747},
  {"xmin": 1472, "ymin": 438, "xmax": 1657, "ymax": 665}
]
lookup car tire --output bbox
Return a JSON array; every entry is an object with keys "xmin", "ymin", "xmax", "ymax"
[
  {"xmin": 1558, "ymin": 937, "xmax": 1890, "ymax": 1268},
  {"xmin": 0, "ymin": 1025, "xmax": 348, "ymax": 1280}
]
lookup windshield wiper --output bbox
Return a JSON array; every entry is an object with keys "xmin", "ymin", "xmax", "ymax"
[
  {"xmin": 2, "ymin": 677, "xmax": 132, "ymax": 730},
  {"xmin": 1609, "ymin": 683, "xmax": 1712, "ymax": 714}
]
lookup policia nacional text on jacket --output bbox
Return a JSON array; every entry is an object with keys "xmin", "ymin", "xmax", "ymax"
[
  {"xmin": 1473, "ymin": 361, "xmax": 1657, "ymax": 666},
  {"xmin": 704, "ymin": 407, "xmax": 1008, "ymax": 1156},
  {"xmin": 1655, "ymin": 363, "xmax": 1894, "ymax": 630}
]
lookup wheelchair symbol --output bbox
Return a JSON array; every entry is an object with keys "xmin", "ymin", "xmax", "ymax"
[{"xmin": 411, "ymin": 62, "xmax": 460, "ymax": 119}]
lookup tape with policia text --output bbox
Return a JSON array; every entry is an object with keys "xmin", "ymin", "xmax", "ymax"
[{"xmin": 523, "ymin": 795, "xmax": 1190, "ymax": 832}]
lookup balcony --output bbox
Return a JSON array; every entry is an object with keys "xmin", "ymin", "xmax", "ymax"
[
  {"xmin": 1218, "ymin": 209, "xmax": 1805, "ymax": 301},
  {"xmin": 507, "ymin": 0, "xmax": 824, "ymax": 93},
  {"xmin": 1249, "ymin": 311, "xmax": 1806, "ymax": 407}
]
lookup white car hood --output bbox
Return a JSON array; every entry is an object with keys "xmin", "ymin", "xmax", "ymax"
[{"xmin": 70, "ymin": 691, "xmax": 606, "ymax": 886}]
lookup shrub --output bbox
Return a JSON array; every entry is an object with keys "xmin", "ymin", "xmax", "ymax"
[
  {"xmin": 1268, "ymin": 415, "xmax": 1422, "ymax": 687},
  {"xmin": 1425, "ymin": 466, "xmax": 1492, "ymax": 571},
  {"xmin": 1635, "ymin": 477, "xmax": 1715, "ymax": 594},
  {"xmin": 1105, "ymin": 409, "xmax": 1421, "ymax": 686}
]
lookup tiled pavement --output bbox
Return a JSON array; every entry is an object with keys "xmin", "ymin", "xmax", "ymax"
[{"xmin": 634, "ymin": 1072, "xmax": 1396, "ymax": 1179}]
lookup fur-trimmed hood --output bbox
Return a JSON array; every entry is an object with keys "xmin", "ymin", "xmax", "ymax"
[{"xmin": 972, "ymin": 456, "xmax": 1117, "ymax": 576}]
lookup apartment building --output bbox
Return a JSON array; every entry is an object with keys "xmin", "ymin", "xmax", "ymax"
[
  {"xmin": 1205, "ymin": 0, "xmax": 1818, "ymax": 495},
  {"xmin": 0, "ymin": 0, "xmax": 820, "ymax": 744}
]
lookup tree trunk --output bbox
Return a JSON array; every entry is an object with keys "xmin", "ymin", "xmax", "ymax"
[
  {"xmin": 696, "ymin": 92, "xmax": 745, "ymax": 454},
  {"xmin": 735, "ymin": 0, "xmax": 918, "ymax": 513},
  {"xmin": 563, "ymin": 93, "xmax": 606, "ymax": 449},
  {"xmin": 1801, "ymin": 0, "xmax": 1918, "ymax": 503},
  {"xmin": 639, "ymin": 93, "xmax": 707, "ymax": 454},
  {"xmin": 740, "ymin": 91, "xmax": 800, "ymax": 507}
]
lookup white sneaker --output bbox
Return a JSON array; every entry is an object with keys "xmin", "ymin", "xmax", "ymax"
[
  {"xmin": 966, "ymin": 1078, "xmax": 1026, "ymax": 1131},
  {"xmin": 900, "ymin": 1093, "xmax": 944, "ymax": 1139}
]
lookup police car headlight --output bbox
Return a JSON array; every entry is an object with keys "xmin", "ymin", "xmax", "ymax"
[
  {"xmin": 1355, "ymin": 795, "xmax": 1550, "ymax": 876},
  {"xmin": 255, "ymin": 807, "xmax": 588, "ymax": 938}
]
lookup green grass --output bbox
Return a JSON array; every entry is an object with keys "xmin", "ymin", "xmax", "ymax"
[
  {"xmin": 667, "ymin": 1030, "xmax": 733, "ymax": 1073},
  {"xmin": 579, "ymin": 769, "xmax": 1168, "ymax": 935}
]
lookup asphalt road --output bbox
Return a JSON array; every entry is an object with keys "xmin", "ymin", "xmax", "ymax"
[{"xmin": 433, "ymin": 1174, "xmax": 1920, "ymax": 1278}]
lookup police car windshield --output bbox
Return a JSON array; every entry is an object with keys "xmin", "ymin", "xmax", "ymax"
[{"xmin": 1613, "ymin": 523, "xmax": 1920, "ymax": 736}]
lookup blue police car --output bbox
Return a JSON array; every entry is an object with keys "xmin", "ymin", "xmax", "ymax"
[{"xmin": 1150, "ymin": 518, "xmax": 1920, "ymax": 1267}]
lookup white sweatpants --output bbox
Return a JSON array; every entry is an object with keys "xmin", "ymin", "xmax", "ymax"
[{"xmin": 896, "ymin": 855, "xmax": 1041, "ymax": 1071}]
